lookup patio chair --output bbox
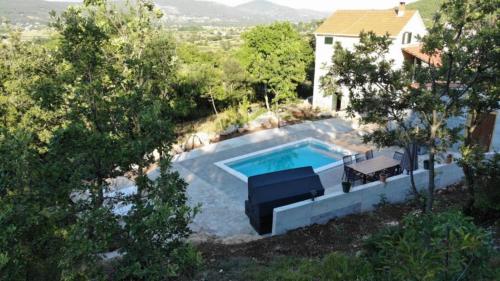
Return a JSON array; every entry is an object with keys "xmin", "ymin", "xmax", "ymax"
[
  {"xmin": 345, "ymin": 166, "xmax": 363, "ymax": 185},
  {"xmin": 355, "ymin": 153, "xmax": 365, "ymax": 163},
  {"xmin": 393, "ymin": 151, "xmax": 404, "ymax": 161},
  {"xmin": 365, "ymin": 149, "xmax": 374, "ymax": 160},
  {"xmin": 342, "ymin": 155, "xmax": 352, "ymax": 180},
  {"xmin": 388, "ymin": 151, "xmax": 404, "ymax": 176},
  {"xmin": 342, "ymin": 155, "xmax": 353, "ymax": 165},
  {"xmin": 342, "ymin": 155, "xmax": 363, "ymax": 185}
]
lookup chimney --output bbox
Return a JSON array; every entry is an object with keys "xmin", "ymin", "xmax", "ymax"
[{"xmin": 396, "ymin": 1, "xmax": 406, "ymax": 17}]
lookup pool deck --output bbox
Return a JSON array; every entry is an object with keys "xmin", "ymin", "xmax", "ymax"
[{"xmin": 150, "ymin": 117, "xmax": 394, "ymax": 241}]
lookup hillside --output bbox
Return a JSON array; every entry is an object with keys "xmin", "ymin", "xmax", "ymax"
[
  {"xmin": 156, "ymin": 0, "xmax": 327, "ymax": 26},
  {"xmin": 407, "ymin": 0, "xmax": 444, "ymax": 27},
  {"xmin": 235, "ymin": 0, "xmax": 326, "ymax": 23},
  {"xmin": 0, "ymin": 0, "xmax": 71, "ymax": 27},
  {"xmin": 0, "ymin": 0, "xmax": 328, "ymax": 28},
  {"xmin": 0, "ymin": 0, "xmax": 443, "ymax": 30}
]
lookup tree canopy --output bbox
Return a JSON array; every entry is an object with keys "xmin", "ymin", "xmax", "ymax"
[
  {"xmin": 240, "ymin": 22, "xmax": 313, "ymax": 107},
  {"xmin": 0, "ymin": 1, "xmax": 199, "ymax": 280}
]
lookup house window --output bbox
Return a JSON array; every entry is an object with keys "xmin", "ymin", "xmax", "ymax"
[
  {"xmin": 324, "ymin": 37, "xmax": 333, "ymax": 45},
  {"xmin": 402, "ymin": 32, "xmax": 412, "ymax": 44}
]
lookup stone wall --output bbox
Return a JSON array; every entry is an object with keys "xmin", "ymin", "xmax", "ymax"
[{"xmin": 272, "ymin": 163, "xmax": 464, "ymax": 235}]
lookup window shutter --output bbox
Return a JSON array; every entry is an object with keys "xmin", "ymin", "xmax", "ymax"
[{"xmin": 407, "ymin": 32, "xmax": 412, "ymax": 44}]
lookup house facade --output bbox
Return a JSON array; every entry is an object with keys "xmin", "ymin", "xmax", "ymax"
[
  {"xmin": 491, "ymin": 112, "xmax": 500, "ymax": 152},
  {"xmin": 312, "ymin": 2, "xmax": 427, "ymax": 111},
  {"xmin": 471, "ymin": 111, "xmax": 500, "ymax": 152}
]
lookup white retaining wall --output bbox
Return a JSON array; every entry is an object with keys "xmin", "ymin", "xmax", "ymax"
[{"xmin": 272, "ymin": 163, "xmax": 464, "ymax": 235}]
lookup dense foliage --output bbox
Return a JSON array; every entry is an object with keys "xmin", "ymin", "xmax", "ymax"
[
  {"xmin": 170, "ymin": 22, "xmax": 314, "ymax": 126},
  {"xmin": 459, "ymin": 151, "xmax": 500, "ymax": 213},
  {"xmin": 238, "ymin": 211, "xmax": 498, "ymax": 281},
  {"xmin": 364, "ymin": 211, "xmax": 497, "ymax": 281},
  {"xmin": 0, "ymin": 1, "xmax": 316, "ymax": 279},
  {"xmin": 0, "ymin": 1, "xmax": 199, "ymax": 280},
  {"xmin": 240, "ymin": 22, "xmax": 313, "ymax": 109},
  {"xmin": 1, "ymin": 0, "xmax": 497, "ymax": 280}
]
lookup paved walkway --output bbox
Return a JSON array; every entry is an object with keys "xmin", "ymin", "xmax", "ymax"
[{"xmin": 168, "ymin": 118, "xmax": 380, "ymax": 240}]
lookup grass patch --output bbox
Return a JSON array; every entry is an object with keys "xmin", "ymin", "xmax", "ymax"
[{"xmin": 195, "ymin": 254, "xmax": 375, "ymax": 281}]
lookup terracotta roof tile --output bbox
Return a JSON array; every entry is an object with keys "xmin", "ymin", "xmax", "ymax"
[
  {"xmin": 403, "ymin": 44, "xmax": 442, "ymax": 66},
  {"xmin": 315, "ymin": 9, "xmax": 416, "ymax": 37}
]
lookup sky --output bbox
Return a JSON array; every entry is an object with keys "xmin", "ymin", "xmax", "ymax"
[
  {"xmin": 204, "ymin": 0, "xmax": 418, "ymax": 12},
  {"xmin": 45, "ymin": 0, "xmax": 419, "ymax": 12}
]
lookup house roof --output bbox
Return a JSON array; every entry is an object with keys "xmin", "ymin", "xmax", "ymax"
[
  {"xmin": 403, "ymin": 44, "xmax": 442, "ymax": 66},
  {"xmin": 315, "ymin": 9, "xmax": 417, "ymax": 37}
]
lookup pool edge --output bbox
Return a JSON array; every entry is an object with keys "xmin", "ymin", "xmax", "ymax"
[{"xmin": 214, "ymin": 137, "xmax": 354, "ymax": 183}]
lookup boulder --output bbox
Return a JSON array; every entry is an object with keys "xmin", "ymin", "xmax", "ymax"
[
  {"xmin": 248, "ymin": 121, "xmax": 261, "ymax": 131},
  {"xmin": 184, "ymin": 135, "xmax": 202, "ymax": 151},
  {"xmin": 210, "ymin": 134, "xmax": 221, "ymax": 143},
  {"xmin": 151, "ymin": 149, "xmax": 161, "ymax": 161},
  {"xmin": 171, "ymin": 144, "xmax": 184, "ymax": 154},
  {"xmin": 184, "ymin": 132, "xmax": 213, "ymax": 151},
  {"xmin": 107, "ymin": 176, "xmax": 134, "ymax": 190},
  {"xmin": 200, "ymin": 132, "xmax": 213, "ymax": 144},
  {"xmin": 290, "ymin": 108, "xmax": 304, "ymax": 118},
  {"xmin": 220, "ymin": 124, "xmax": 239, "ymax": 136},
  {"xmin": 269, "ymin": 115, "xmax": 279, "ymax": 126},
  {"xmin": 298, "ymin": 103, "xmax": 312, "ymax": 111},
  {"xmin": 261, "ymin": 120, "xmax": 273, "ymax": 129}
]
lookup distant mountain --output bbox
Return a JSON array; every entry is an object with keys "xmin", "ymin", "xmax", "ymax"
[
  {"xmin": 156, "ymin": 0, "xmax": 327, "ymax": 26},
  {"xmin": 0, "ymin": 0, "xmax": 328, "ymax": 28},
  {"xmin": 235, "ymin": 0, "xmax": 326, "ymax": 23},
  {"xmin": 155, "ymin": 0, "xmax": 247, "ymax": 25},
  {"xmin": 0, "ymin": 0, "xmax": 71, "ymax": 27}
]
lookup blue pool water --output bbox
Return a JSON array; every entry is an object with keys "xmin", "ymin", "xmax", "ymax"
[{"xmin": 226, "ymin": 141, "xmax": 344, "ymax": 178}]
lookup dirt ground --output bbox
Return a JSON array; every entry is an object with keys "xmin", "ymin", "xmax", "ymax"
[{"xmin": 195, "ymin": 184, "xmax": 500, "ymax": 273}]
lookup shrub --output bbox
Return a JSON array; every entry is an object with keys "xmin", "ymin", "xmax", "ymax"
[
  {"xmin": 473, "ymin": 153, "xmax": 500, "ymax": 212},
  {"xmin": 363, "ymin": 211, "xmax": 497, "ymax": 281},
  {"xmin": 218, "ymin": 107, "xmax": 244, "ymax": 129}
]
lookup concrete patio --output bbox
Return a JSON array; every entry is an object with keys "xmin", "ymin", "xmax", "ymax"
[{"xmin": 169, "ymin": 117, "xmax": 391, "ymax": 240}]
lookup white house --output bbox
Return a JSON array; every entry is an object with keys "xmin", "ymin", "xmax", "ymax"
[
  {"xmin": 312, "ymin": 2, "xmax": 427, "ymax": 111},
  {"xmin": 491, "ymin": 112, "xmax": 500, "ymax": 152}
]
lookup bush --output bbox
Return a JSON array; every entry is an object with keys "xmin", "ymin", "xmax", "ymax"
[
  {"xmin": 226, "ymin": 211, "xmax": 498, "ymax": 281},
  {"xmin": 217, "ymin": 103, "xmax": 265, "ymax": 131},
  {"xmin": 363, "ymin": 211, "xmax": 498, "ymax": 281},
  {"xmin": 473, "ymin": 153, "xmax": 500, "ymax": 212}
]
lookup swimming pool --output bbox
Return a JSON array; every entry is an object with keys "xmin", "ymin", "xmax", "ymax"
[{"xmin": 215, "ymin": 138, "xmax": 353, "ymax": 182}]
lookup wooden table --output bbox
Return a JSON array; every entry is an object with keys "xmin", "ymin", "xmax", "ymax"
[{"xmin": 347, "ymin": 156, "xmax": 401, "ymax": 183}]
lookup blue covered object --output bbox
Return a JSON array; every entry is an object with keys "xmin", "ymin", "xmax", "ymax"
[{"xmin": 245, "ymin": 166, "xmax": 324, "ymax": 235}]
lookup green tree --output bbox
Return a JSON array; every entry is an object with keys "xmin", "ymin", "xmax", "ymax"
[
  {"xmin": 0, "ymin": 30, "xmax": 68, "ymax": 281},
  {"xmin": 1, "ymin": 1, "xmax": 199, "ymax": 280},
  {"xmin": 50, "ymin": 1, "xmax": 199, "ymax": 279},
  {"xmin": 424, "ymin": 0, "xmax": 499, "ymax": 214},
  {"xmin": 322, "ymin": 0, "xmax": 499, "ymax": 212},
  {"xmin": 240, "ymin": 22, "xmax": 313, "ymax": 109},
  {"xmin": 199, "ymin": 64, "xmax": 225, "ymax": 118},
  {"xmin": 221, "ymin": 57, "xmax": 251, "ymax": 106}
]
